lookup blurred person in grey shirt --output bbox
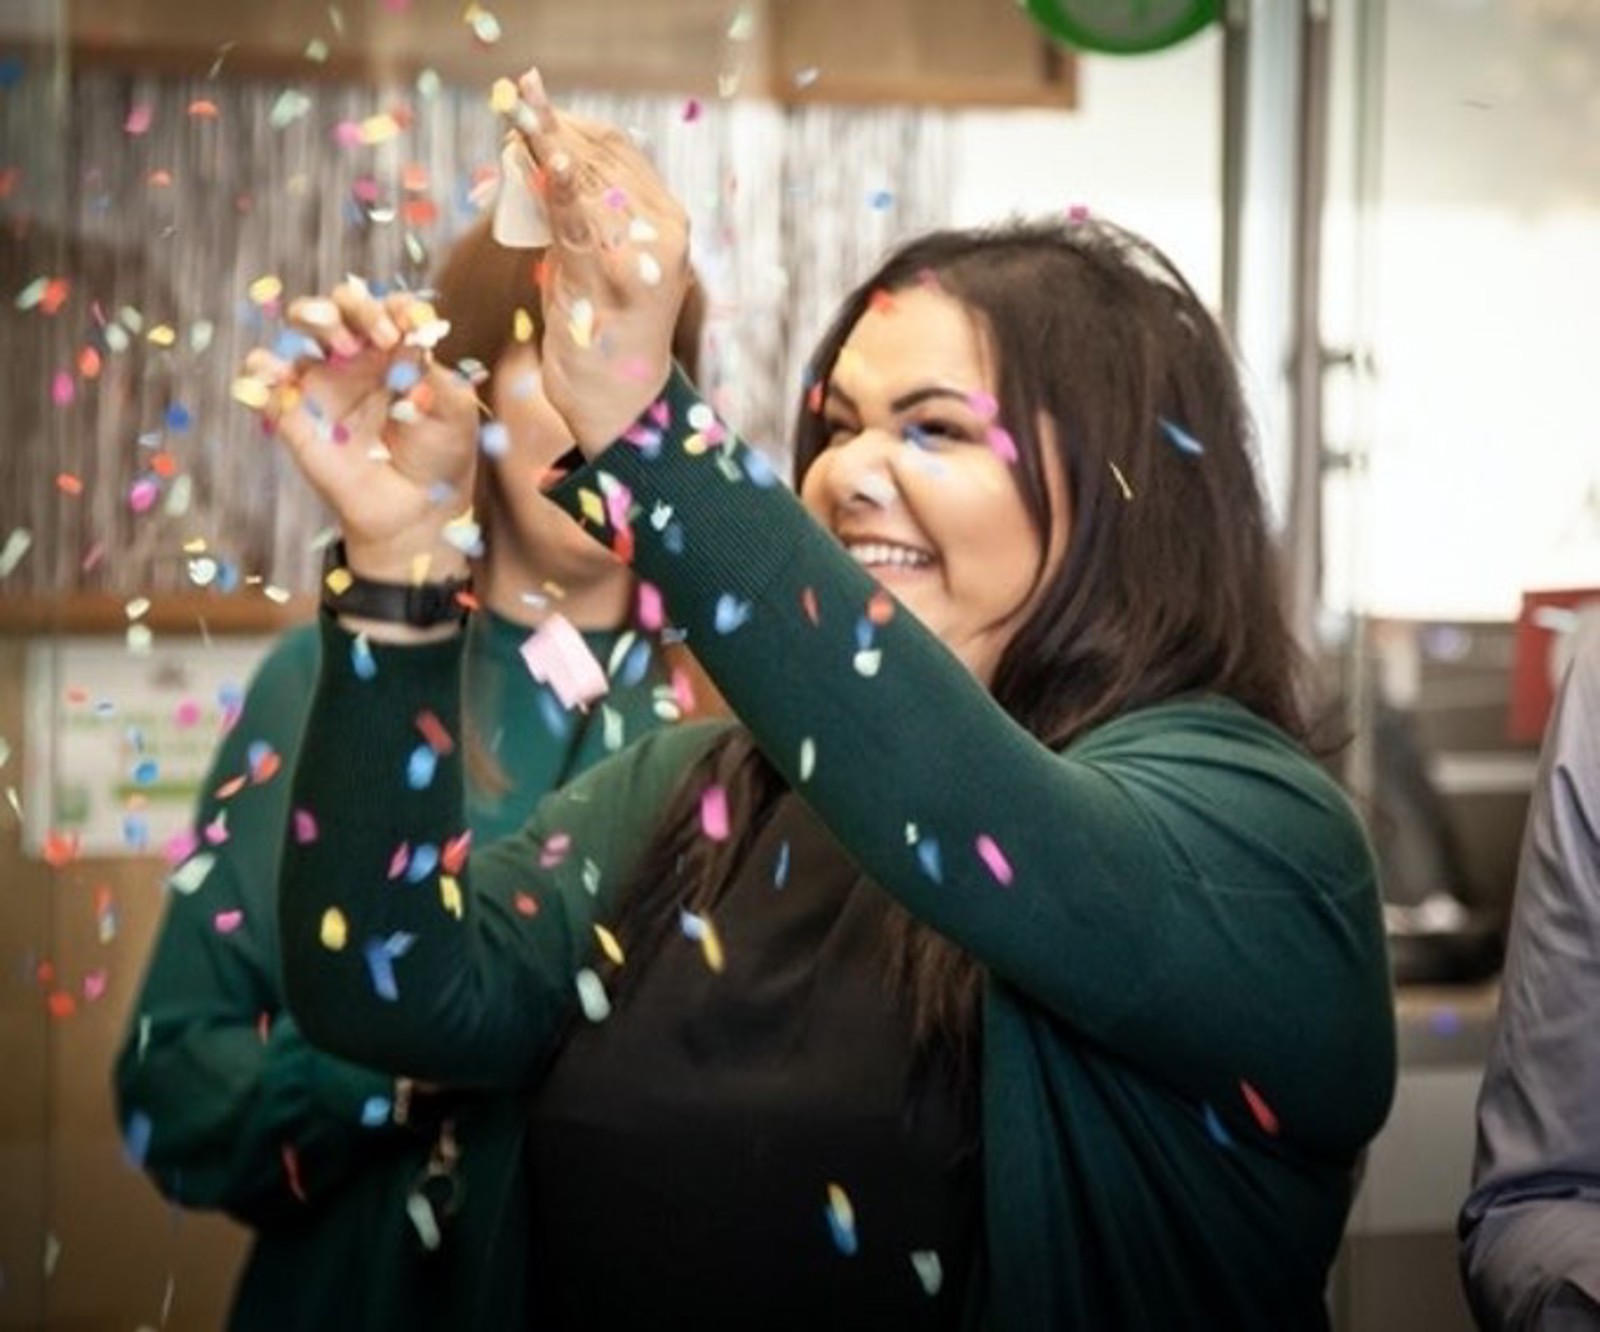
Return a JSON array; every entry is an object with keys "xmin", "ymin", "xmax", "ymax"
[{"xmin": 1461, "ymin": 610, "xmax": 1600, "ymax": 1329}]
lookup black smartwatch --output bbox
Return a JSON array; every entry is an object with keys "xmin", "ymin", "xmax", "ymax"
[{"xmin": 320, "ymin": 539, "xmax": 471, "ymax": 627}]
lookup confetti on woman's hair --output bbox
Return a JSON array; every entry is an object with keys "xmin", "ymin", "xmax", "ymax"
[
  {"xmin": 700, "ymin": 785, "xmax": 730, "ymax": 841},
  {"xmin": 1202, "ymin": 1102, "xmax": 1235, "ymax": 1148},
  {"xmin": 825, "ymin": 1182, "xmax": 859, "ymax": 1256},
  {"xmin": 575, "ymin": 967, "xmax": 611, "ymax": 1021},
  {"xmin": 1159, "ymin": 416, "xmax": 1205, "ymax": 456}
]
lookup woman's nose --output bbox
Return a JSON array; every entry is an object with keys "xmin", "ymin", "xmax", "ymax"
[{"xmin": 826, "ymin": 427, "xmax": 900, "ymax": 510}]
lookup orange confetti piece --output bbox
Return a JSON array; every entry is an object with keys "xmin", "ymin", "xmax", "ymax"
[
  {"xmin": 249, "ymin": 751, "xmax": 281, "ymax": 783},
  {"xmin": 401, "ymin": 163, "xmax": 430, "ymax": 192},
  {"xmin": 416, "ymin": 709, "xmax": 455, "ymax": 755},
  {"xmin": 187, "ymin": 99, "xmax": 220, "ymax": 119},
  {"xmin": 77, "ymin": 346, "xmax": 101, "ymax": 379},
  {"xmin": 213, "ymin": 774, "xmax": 248, "ymax": 800},
  {"xmin": 513, "ymin": 892, "xmax": 539, "ymax": 917},
  {"xmin": 147, "ymin": 169, "xmax": 173, "ymax": 188},
  {"xmin": 47, "ymin": 991, "xmax": 77, "ymax": 1020},
  {"xmin": 441, "ymin": 830, "xmax": 471, "ymax": 874},
  {"xmin": 1240, "ymin": 1079, "xmax": 1280, "ymax": 1135},
  {"xmin": 801, "ymin": 586, "xmax": 820, "ymax": 625},
  {"xmin": 402, "ymin": 199, "xmax": 438, "ymax": 227},
  {"xmin": 149, "ymin": 452, "xmax": 179, "ymax": 479},
  {"xmin": 42, "ymin": 830, "xmax": 81, "ymax": 868},
  {"xmin": 866, "ymin": 591, "xmax": 895, "ymax": 625},
  {"xmin": 40, "ymin": 278, "xmax": 70, "ymax": 315},
  {"xmin": 806, "ymin": 382, "xmax": 825, "ymax": 414},
  {"xmin": 55, "ymin": 473, "xmax": 82, "ymax": 496},
  {"xmin": 868, "ymin": 288, "xmax": 896, "ymax": 314}
]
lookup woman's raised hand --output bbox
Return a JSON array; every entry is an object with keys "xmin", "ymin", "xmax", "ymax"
[
  {"xmin": 243, "ymin": 280, "xmax": 481, "ymax": 583},
  {"xmin": 511, "ymin": 68, "xmax": 692, "ymax": 451}
]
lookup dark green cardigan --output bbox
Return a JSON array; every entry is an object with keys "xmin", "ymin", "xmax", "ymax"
[
  {"xmin": 281, "ymin": 371, "xmax": 1397, "ymax": 1329},
  {"xmin": 115, "ymin": 611, "xmax": 674, "ymax": 1331}
]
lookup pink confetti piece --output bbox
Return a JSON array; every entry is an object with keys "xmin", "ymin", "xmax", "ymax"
[
  {"xmin": 203, "ymin": 816, "xmax": 229, "ymax": 845},
  {"xmin": 124, "ymin": 103, "xmax": 154, "ymax": 135},
  {"xmin": 214, "ymin": 910, "xmax": 243, "ymax": 933},
  {"xmin": 974, "ymin": 834, "xmax": 1013, "ymax": 886},
  {"xmin": 51, "ymin": 371, "xmax": 74, "ymax": 406},
  {"xmin": 387, "ymin": 842, "xmax": 410, "ymax": 880},
  {"xmin": 128, "ymin": 478, "xmax": 160, "ymax": 513},
  {"xmin": 539, "ymin": 831, "xmax": 571, "ymax": 869},
  {"xmin": 521, "ymin": 614, "xmax": 609, "ymax": 710},
  {"xmin": 637, "ymin": 581, "xmax": 664, "ymax": 632},
  {"xmin": 967, "ymin": 391, "xmax": 998, "ymax": 420},
  {"xmin": 83, "ymin": 970, "xmax": 108, "ymax": 1002},
  {"xmin": 681, "ymin": 97, "xmax": 702, "ymax": 122},
  {"xmin": 164, "ymin": 828, "xmax": 199, "ymax": 867},
  {"xmin": 986, "ymin": 425, "xmax": 1018, "ymax": 465},
  {"xmin": 172, "ymin": 699, "xmax": 202, "ymax": 728},
  {"xmin": 700, "ymin": 785, "xmax": 730, "ymax": 842},
  {"xmin": 292, "ymin": 808, "xmax": 318, "ymax": 844}
]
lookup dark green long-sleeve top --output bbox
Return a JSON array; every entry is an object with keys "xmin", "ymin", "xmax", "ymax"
[
  {"xmin": 281, "ymin": 370, "xmax": 1397, "ymax": 1329},
  {"xmin": 115, "ymin": 610, "xmax": 675, "ymax": 1331}
]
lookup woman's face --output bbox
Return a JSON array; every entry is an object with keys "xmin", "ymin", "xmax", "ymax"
[
  {"xmin": 483, "ymin": 344, "xmax": 628, "ymax": 600},
  {"xmin": 800, "ymin": 284, "xmax": 1069, "ymax": 683}
]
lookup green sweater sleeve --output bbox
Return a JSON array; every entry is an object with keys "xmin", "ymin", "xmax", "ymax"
[
  {"xmin": 546, "ymin": 370, "xmax": 1395, "ymax": 1157},
  {"xmin": 113, "ymin": 627, "xmax": 407, "ymax": 1229},
  {"xmin": 278, "ymin": 616, "xmax": 724, "ymax": 1086}
]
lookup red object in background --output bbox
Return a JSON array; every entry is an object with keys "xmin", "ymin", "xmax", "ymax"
[{"xmin": 1509, "ymin": 587, "xmax": 1600, "ymax": 741}]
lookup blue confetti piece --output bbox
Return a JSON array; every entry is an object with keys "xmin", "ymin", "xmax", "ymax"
[
  {"xmin": 479, "ymin": 420, "xmax": 510, "ymax": 458},
  {"xmin": 714, "ymin": 595, "xmax": 752, "ymax": 634},
  {"xmin": 122, "ymin": 1111, "xmax": 153, "ymax": 1168},
  {"xmin": 405, "ymin": 843, "xmax": 439, "ymax": 883},
  {"xmin": 854, "ymin": 616, "xmax": 875, "ymax": 652},
  {"xmin": 271, "ymin": 329, "xmax": 322, "ymax": 363},
  {"xmin": 218, "ymin": 681, "xmax": 245, "ymax": 712},
  {"xmin": 386, "ymin": 360, "xmax": 423, "ymax": 394},
  {"xmin": 163, "ymin": 403, "xmax": 193, "ymax": 433},
  {"xmin": 122, "ymin": 814, "xmax": 149, "ymax": 851},
  {"xmin": 774, "ymin": 839, "xmax": 791, "ymax": 889},
  {"xmin": 616, "ymin": 639, "xmax": 653, "ymax": 688},
  {"xmin": 867, "ymin": 188, "xmax": 895, "ymax": 212},
  {"xmin": 1159, "ymin": 416, "xmax": 1204, "ymax": 456},
  {"xmin": 916, "ymin": 838, "xmax": 943, "ymax": 883},
  {"xmin": 131, "ymin": 757, "xmax": 160, "ymax": 786},
  {"xmin": 536, "ymin": 689, "xmax": 575, "ymax": 740},
  {"xmin": 351, "ymin": 636, "xmax": 377, "ymax": 680},
  {"xmin": 360, "ymin": 1095, "xmax": 392, "ymax": 1127},
  {"xmin": 364, "ymin": 938, "xmax": 399, "ymax": 1001},
  {"xmin": 216, "ymin": 561, "xmax": 241, "ymax": 593},
  {"xmin": 826, "ymin": 1200, "xmax": 859, "ymax": 1256},
  {"xmin": 740, "ymin": 448, "xmax": 780, "ymax": 488},
  {"xmin": 662, "ymin": 523, "xmax": 685, "ymax": 555},
  {"xmin": 1202, "ymin": 1102, "xmax": 1234, "ymax": 1148},
  {"xmin": 246, "ymin": 740, "xmax": 272, "ymax": 774},
  {"xmin": 406, "ymin": 743, "xmax": 438, "ymax": 790}
]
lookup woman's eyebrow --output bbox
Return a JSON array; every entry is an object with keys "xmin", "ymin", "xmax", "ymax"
[{"xmin": 824, "ymin": 383, "xmax": 973, "ymax": 413}]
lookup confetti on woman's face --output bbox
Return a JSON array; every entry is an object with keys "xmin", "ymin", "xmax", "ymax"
[{"xmin": 801, "ymin": 285, "xmax": 1068, "ymax": 683}]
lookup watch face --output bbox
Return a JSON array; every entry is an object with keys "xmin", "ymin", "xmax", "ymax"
[{"xmin": 1022, "ymin": 0, "xmax": 1220, "ymax": 55}]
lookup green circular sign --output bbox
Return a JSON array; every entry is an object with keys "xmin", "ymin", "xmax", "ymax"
[{"xmin": 1021, "ymin": 0, "xmax": 1221, "ymax": 55}]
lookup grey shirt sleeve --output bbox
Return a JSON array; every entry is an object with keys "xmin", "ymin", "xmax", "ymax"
[{"xmin": 1461, "ymin": 615, "xmax": 1600, "ymax": 1330}]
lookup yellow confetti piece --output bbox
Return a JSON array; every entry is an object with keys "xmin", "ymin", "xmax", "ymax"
[
  {"xmin": 247, "ymin": 275, "xmax": 283, "ymax": 306},
  {"xmin": 324, "ymin": 566, "xmax": 354, "ymax": 596},
  {"xmin": 489, "ymin": 77, "xmax": 519, "ymax": 115},
  {"xmin": 700, "ymin": 920, "xmax": 725, "ymax": 974},
  {"xmin": 320, "ymin": 908, "xmax": 347, "ymax": 950},
  {"xmin": 512, "ymin": 307, "xmax": 534, "ymax": 344},
  {"xmin": 568, "ymin": 299, "xmax": 595, "ymax": 349},
  {"xmin": 230, "ymin": 377, "xmax": 270, "ymax": 408},
  {"xmin": 683, "ymin": 432, "xmax": 709, "ymax": 456},
  {"xmin": 147, "ymin": 324, "xmax": 176, "ymax": 347},
  {"xmin": 440, "ymin": 874, "xmax": 463, "ymax": 919},
  {"xmin": 594, "ymin": 924, "xmax": 625, "ymax": 965},
  {"xmin": 578, "ymin": 489, "xmax": 606, "ymax": 526},
  {"xmin": 1109, "ymin": 460, "xmax": 1134, "ymax": 500},
  {"xmin": 360, "ymin": 113, "xmax": 401, "ymax": 146}
]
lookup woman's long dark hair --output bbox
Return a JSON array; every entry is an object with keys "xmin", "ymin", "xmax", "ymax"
[{"xmin": 608, "ymin": 217, "xmax": 1313, "ymax": 1070}]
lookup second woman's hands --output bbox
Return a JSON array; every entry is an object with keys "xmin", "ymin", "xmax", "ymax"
[
  {"xmin": 247, "ymin": 281, "xmax": 481, "ymax": 584},
  {"xmin": 511, "ymin": 69, "xmax": 693, "ymax": 452}
]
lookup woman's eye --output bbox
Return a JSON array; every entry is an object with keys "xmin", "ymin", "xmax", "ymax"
[
  {"xmin": 903, "ymin": 420, "xmax": 969, "ymax": 447},
  {"xmin": 822, "ymin": 418, "xmax": 857, "ymax": 444}
]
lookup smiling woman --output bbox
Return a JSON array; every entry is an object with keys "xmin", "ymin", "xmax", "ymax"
[
  {"xmin": 805, "ymin": 282, "xmax": 1068, "ymax": 683},
  {"xmin": 254, "ymin": 75, "xmax": 1397, "ymax": 1331}
]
